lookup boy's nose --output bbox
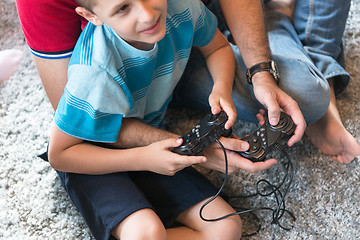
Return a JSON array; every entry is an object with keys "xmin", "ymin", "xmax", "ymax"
[{"xmin": 137, "ymin": 2, "xmax": 156, "ymax": 22}]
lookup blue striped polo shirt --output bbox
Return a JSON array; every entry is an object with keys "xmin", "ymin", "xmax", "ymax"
[{"xmin": 54, "ymin": 0, "xmax": 217, "ymax": 142}]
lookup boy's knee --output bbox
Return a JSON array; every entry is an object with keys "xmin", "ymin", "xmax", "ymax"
[
  {"xmin": 137, "ymin": 221, "xmax": 167, "ymax": 240},
  {"xmin": 114, "ymin": 220, "xmax": 166, "ymax": 240},
  {"xmin": 112, "ymin": 209, "xmax": 166, "ymax": 240},
  {"xmin": 225, "ymin": 215, "xmax": 243, "ymax": 239},
  {"xmin": 205, "ymin": 215, "xmax": 243, "ymax": 240}
]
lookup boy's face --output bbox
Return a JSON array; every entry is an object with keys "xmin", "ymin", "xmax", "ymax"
[{"xmin": 88, "ymin": 0, "xmax": 167, "ymax": 50}]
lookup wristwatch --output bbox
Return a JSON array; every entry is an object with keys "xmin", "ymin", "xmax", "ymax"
[{"xmin": 246, "ymin": 60, "xmax": 279, "ymax": 84}]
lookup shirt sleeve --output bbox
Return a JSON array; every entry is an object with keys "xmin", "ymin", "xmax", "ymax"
[
  {"xmin": 54, "ymin": 65, "xmax": 132, "ymax": 143},
  {"xmin": 192, "ymin": 0, "xmax": 218, "ymax": 47}
]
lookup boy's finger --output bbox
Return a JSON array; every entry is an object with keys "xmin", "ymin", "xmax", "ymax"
[
  {"xmin": 221, "ymin": 106, "xmax": 237, "ymax": 129},
  {"xmin": 208, "ymin": 98, "xmax": 221, "ymax": 115},
  {"xmin": 162, "ymin": 138, "xmax": 183, "ymax": 149}
]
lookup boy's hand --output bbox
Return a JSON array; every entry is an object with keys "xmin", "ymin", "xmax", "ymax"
[
  {"xmin": 208, "ymin": 85, "xmax": 237, "ymax": 130},
  {"xmin": 199, "ymin": 28, "xmax": 236, "ymax": 130},
  {"xmin": 141, "ymin": 138, "xmax": 207, "ymax": 176}
]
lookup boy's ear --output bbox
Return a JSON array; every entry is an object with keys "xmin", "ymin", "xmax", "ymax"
[{"xmin": 75, "ymin": 7, "xmax": 104, "ymax": 26}]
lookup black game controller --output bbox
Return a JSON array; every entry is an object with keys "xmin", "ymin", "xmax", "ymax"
[
  {"xmin": 172, "ymin": 110, "xmax": 232, "ymax": 156},
  {"xmin": 238, "ymin": 112, "xmax": 295, "ymax": 162}
]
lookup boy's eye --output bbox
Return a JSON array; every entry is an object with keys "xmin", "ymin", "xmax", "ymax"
[{"xmin": 117, "ymin": 4, "xmax": 129, "ymax": 13}]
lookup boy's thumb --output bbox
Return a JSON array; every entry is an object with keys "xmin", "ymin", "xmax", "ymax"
[{"xmin": 162, "ymin": 138, "xmax": 183, "ymax": 149}]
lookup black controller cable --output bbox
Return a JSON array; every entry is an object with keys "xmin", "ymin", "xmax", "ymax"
[{"xmin": 199, "ymin": 139, "xmax": 296, "ymax": 236}]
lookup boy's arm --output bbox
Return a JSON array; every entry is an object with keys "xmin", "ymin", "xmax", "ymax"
[
  {"xmin": 48, "ymin": 122, "xmax": 206, "ymax": 175},
  {"xmin": 198, "ymin": 29, "xmax": 236, "ymax": 129}
]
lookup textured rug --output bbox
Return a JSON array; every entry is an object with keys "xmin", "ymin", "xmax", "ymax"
[{"xmin": 0, "ymin": 0, "xmax": 359, "ymax": 239}]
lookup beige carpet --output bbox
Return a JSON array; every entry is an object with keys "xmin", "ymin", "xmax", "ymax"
[{"xmin": 1, "ymin": 0, "xmax": 359, "ymax": 239}]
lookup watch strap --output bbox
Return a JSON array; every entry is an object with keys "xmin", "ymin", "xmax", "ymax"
[{"xmin": 246, "ymin": 60, "xmax": 278, "ymax": 84}]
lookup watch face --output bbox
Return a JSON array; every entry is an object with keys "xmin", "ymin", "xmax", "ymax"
[{"xmin": 270, "ymin": 60, "xmax": 279, "ymax": 83}]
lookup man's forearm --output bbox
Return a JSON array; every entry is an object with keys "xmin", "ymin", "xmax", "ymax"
[
  {"xmin": 218, "ymin": 0, "xmax": 270, "ymax": 67},
  {"xmin": 110, "ymin": 118, "xmax": 179, "ymax": 148}
]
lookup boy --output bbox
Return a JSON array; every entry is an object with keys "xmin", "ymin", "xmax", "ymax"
[{"xmin": 48, "ymin": 0, "xmax": 242, "ymax": 239}]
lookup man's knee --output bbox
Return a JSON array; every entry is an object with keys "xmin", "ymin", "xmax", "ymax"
[
  {"xmin": 293, "ymin": 77, "xmax": 330, "ymax": 124},
  {"xmin": 279, "ymin": 59, "xmax": 331, "ymax": 124}
]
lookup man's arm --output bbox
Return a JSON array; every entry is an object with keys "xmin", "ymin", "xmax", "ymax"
[
  {"xmin": 218, "ymin": 0, "xmax": 306, "ymax": 145},
  {"xmin": 111, "ymin": 118, "xmax": 179, "ymax": 148},
  {"xmin": 219, "ymin": 0, "xmax": 269, "ymax": 67}
]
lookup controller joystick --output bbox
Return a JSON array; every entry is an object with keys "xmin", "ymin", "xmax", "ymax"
[
  {"xmin": 238, "ymin": 112, "xmax": 295, "ymax": 162},
  {"xmin": 172, "ymin": 110, "xmax": 231, "ymax": 156},
  {"xmin": 268, "ymin": 112, "xmax": 294, "ymax": 135}
]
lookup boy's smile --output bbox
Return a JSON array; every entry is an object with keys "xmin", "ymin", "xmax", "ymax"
[
  {"xmin": 141, "ymin": 16, "xmax": 161, "ymax": 35},
  {"xmin": 79, "ymin": 0, "xmax": 167, "ymax": 51}
]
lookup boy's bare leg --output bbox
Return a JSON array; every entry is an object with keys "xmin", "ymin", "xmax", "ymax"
[
  {"xmin": 111, "ymin": 208, "xmax": 167, "ymax": 240},
  {"xmin": 167, "ymin": 196, "xmax": 242, "ymax": 240},
  {"xmin": 305, "ymin": 79, "xmax": 360, "ymax": 164},
  {"xmin": 265, "ymin": 0, "xmax": 296, "ymax": 18},
  {"xmin": 111, "ymin": 197, "xmax": 242, "ymax": 240}
]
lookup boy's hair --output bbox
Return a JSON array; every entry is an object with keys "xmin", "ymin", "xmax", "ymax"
[{"xmin": 75, "ymin": 0, "xmax": 95, "ymax": 13}]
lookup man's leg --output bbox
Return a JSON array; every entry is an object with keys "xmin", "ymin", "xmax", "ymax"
[
  {"xmin": 173, "ymin": 35, "xmax": 330, "ymax": 124},
  {"xmin": 292, "ymin": 0, "xmax": 360, "ymax": 163},
  {"xmin": 172, "ymin": 47, "xmax": 261, "ymax": 123},
  {"xmin": 266, "ymin": 0, "xmax": 295, "ymax": 18},
  {"xmin": 174, "ymin": 0, "xmax": 331, "ymax": 124},
  {"xmin": 262, "ymin": 8, "xmax": 331, "ymax": 124},
  {"xmin": 304, "ymin": 78, "xmax": 360, "ymax": 164}
]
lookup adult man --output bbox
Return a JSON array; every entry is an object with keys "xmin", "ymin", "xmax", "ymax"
[{"xmin": 209, "ymin": 0, "xmax": 359, "ymax": 164}]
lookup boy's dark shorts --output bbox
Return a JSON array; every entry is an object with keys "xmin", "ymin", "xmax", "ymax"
[{"xmin": 56, "ymin": 166, "xmax": 217, "ymax": 240}]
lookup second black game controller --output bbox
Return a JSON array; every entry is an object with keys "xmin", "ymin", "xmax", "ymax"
[
  {"xmin": 238, "ymin": 112, "xmax": 295, "ymax": 162},
  {"xmin": 172, "ymin": 110, "xmax": 232, "ymax": 156}
]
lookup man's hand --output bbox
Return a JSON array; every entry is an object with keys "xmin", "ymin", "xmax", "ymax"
[
  {"xmin": 252, "ymin": 72, "xmax": 306, "ymax": 147},
  {"xmin": 202, "ymin": 136, "xmax": 277, "ymax": 174}
]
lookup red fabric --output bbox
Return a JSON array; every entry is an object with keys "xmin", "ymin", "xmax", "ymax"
[
  {"xmin": 15, "ymin": 0, "xmax": 87, "ymax": 55},
  {"xmin": 15, "ymin": 0, "xmax": 205, "ymax": 56}
]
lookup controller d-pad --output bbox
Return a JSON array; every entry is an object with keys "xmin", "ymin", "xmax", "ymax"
[
  {"xmin": 268, "ymin": 112, "xmax": 295, "ymax": 135},
  {"xmin": 172, "ymin": 110, "xmax": 230, "ymax": 156},
  {"xmin": 238, "ymin": 111, "xmax": 295, "ymax": 162}
]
